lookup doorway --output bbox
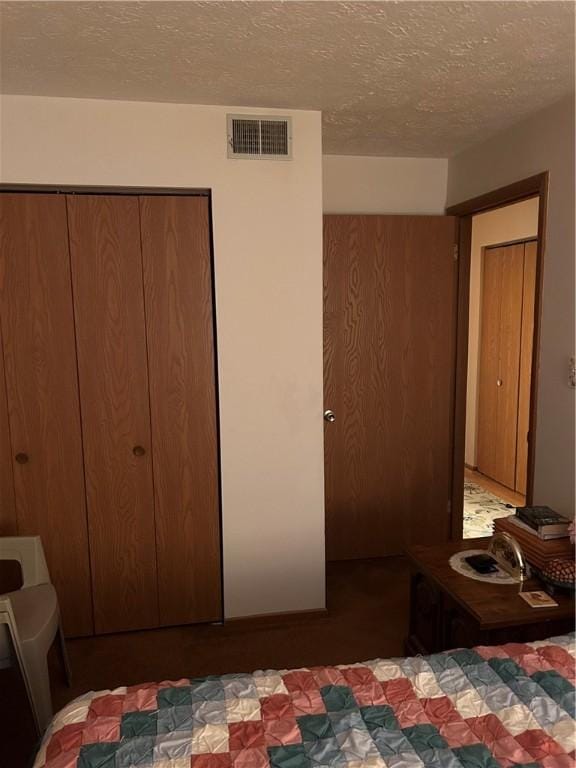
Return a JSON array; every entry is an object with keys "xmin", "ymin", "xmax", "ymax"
[{"xmin": 448, "ymin": 174, "xmax": 548, "ymax": 541}]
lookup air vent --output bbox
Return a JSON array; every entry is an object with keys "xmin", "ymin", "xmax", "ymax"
[{"xmin": 227, "ymin": 115, "xmax": 292, "ymax": 159}]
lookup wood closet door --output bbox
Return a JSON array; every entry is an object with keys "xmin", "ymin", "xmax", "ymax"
[
  {"xmin": 67, "ymin": 195, "xmax": 159, "ymax": 634},
  {"xmin": 516, "ymin": 241, "xmax": 537, "ymax": 494},
  {"xmin": 323, "ymin": 215, "xmax": 457, "ymax": 560},
  {"xmin": 140, "ymin": 196, "xmax": 221, "ymax": 625},
  {"xmin": 477, "ymin": 244, "xmax": 524, "ymax": 490},
  {"xmin": 0, "ymin": 194, "xmax": 93, "ymax": 635}
]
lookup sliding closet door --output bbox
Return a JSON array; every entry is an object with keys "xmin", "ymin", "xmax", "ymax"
[
  {"xmin": 516, "ymin": 241, "xmax": 537, "ymax": 495},
  {"xmin": 67, "ymin": 195, "xmax": 159, "ymax": 633},
  {"xmin": 140, "ymin": 196, "xmax": 221, "ymax": 625},
  {"xmin": 323, "ymin": 215, "xmax": 457, "ymax": 559},
  {"xmin": 0, "ymin": 194, "xmax": 93, "ymax": 635}
]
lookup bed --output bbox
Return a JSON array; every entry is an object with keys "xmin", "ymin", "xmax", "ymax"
[{"xmin": 35, "ymin": 634, "xmax": 575, "ymax": 768}]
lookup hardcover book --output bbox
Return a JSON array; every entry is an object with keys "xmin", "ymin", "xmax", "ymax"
[{"xmin": 516, "ymin": 506, "xmax": 570, "ymax": 533}]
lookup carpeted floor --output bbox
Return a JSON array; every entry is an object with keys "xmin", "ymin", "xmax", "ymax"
[
  {"xmin": 463, "ymin": 480, "xmax": 516, "ymax": 539},
  {"xmin": 2, "ymin": 557, "xmax": 411, "ymax": 768}
]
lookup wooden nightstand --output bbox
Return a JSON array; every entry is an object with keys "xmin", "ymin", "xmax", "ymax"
[{"xmin": 405, "ymin": 538, "xmax": 575, "ymax": 655}]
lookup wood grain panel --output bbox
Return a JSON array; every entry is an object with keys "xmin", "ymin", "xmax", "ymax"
[
  {"xmin": 516, "ymin": 241, "xmax": 537, "ymax": 494},
  {"xmin": 496, "ymin": 243, "xmax": 524, "ymax": 490},
  {"xmin": 0, "ymin": 193, "xmax": 93, "ymax": 635},
  {"xmin": 0, "ymin": 318, "xmax": 16, "ymax": 535},
  {"xmin": 140, "ymin": 196, "xmax": 221, "ymax": 626},
  {"xmin": 323, "ymin": 215, "xmax": 457, "ymax": 560},
  {"xmin": 67, "ymin": 195, "xmax": 159, "ymax": 634},
  {"xmin": 477, "ymin": 248, "xmax": 502, "ymax": 482}
]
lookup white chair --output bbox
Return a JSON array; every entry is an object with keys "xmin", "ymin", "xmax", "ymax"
[{"xmin": 0, "ymin": 536, "xmax": 71, "ymax": 734}]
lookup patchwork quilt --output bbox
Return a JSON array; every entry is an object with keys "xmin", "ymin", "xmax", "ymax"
[{"xmin": 35, "ymin": 634, "xmax": 575, "ymax": 768}]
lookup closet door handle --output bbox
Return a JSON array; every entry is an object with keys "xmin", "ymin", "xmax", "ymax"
[
  {"xmin": 15, "ymin": 452, "xmax": 29, "ymax": 464},
  {"xmin": 496, "ymin": 379, "xmax": 503, "ymax": 387},
  {"xmin": 133, "ymin": 445, "xmax": 146, "ymax": 457}
]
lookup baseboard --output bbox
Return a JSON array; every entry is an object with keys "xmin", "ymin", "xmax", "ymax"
[
  {"xmin": 226, "ymin": 608, "xmax": 328, "ymax": 628},
  {"xmin": 465, "ymin": 463, "xmax": 478, "ymax": 471}
]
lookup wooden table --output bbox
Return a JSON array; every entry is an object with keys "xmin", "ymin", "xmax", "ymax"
[{"xmin": 405, "ymin": 539, "xmax": 575, "ymax": 655}]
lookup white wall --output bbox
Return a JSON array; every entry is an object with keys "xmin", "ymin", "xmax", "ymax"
[
  {"xmin": 466, "ymin": 199, "xmax": 539, "ymax": 467},
  {"xmin": 0, "ymin": 95, "xmax": 326, "ymax": 618},
  {"xmin": 448, "ymin": 94, "xmax": 575, "ymax": 517},
  {"xmin": 323, "ymin": 155, "xmax": 448, "ymax": 214}
]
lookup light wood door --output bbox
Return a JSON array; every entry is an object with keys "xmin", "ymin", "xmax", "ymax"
[
  {"xmin": 67, "ymin": 195, "xmax": 159, "ymax": 634},
  {"xmin": 477, "ymin": 243, "xmax": 524, "ymax": 490},
  {"xmin": 323, "ymin": 215, "xmax": 458, "ymax": 560},
  {"xmin": 516, "ymin": 241, "xmax": 537, "ymax": 494},
  {"xmin": 0, "ymin": 194, "xmax": 93, "ymax": 635},
  {"xmin": 140, "ymin": 196, "xmax": 221, "ymax": 626}
]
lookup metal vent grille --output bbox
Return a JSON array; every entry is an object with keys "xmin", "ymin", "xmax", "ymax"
[{"xmin": 227, "ymin": 115, "xmax": 292, "ymax": 159}]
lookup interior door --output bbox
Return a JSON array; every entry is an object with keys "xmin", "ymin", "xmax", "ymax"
[
  {"xmin": 477, "ymin": 243, "xmax": 524, "ymax": 490},
  {"xmin": 516, "ymin": 240, "xmax": 537, "ymax": 494},
  {"xmin": 0, "ymin": 193, "xmax": 93, "ymax": 635},
  {"xmin": 67, "ymin": 194, "xmax": 159, "ymax": 634},
  {"xmin": 140, "ymin": 195, "xmax": 222, "ymax": 626},
  {"xmin": 323, "ymin": 215, "xmax": 458, "ymax": 560},
  {"xmin": 0, "ymin": 319, "xmax": 16, "ymax": 536}
]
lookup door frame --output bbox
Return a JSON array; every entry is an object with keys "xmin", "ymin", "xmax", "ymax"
[{"xmin": 446, "ymin": 172, "xmax": 548, "ymax": 539}]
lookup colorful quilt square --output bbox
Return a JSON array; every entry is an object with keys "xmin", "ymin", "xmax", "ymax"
[
  {"xmin": 335, "ymin": 727, "xmax": 380, "ymax": 762},
  {"xmin": 420, "ymin": 696, "xmax": 462, "ymax": 726},
  {"xmin": 312, "ymin": 666, "xmax": 346, "ymax": 688},
  {"xmin": 87, "ymin": 694, "xmax": 124, "ymax": 720},
  {"xmin": 123, "ymin": 687, "xmax": 159, "ymax": 713},
  {"xmin": 231, "ymin": 747, "xmax": 269, "ymax": 768},
  {"xmin": 45, "ymin": 722, "xmax": 85, "ymax": 760},
  {"xmin": 452, "ymin": 743, "xmax": 500, "ymax": 768},
  {"xmin": 291, "ymin": 689, "xmax": 326, "ymax": 716},
  {"xmin": 80, "ymin": 716, "xmax": 121, "ymax": 745},
  {"xmin": 302, "ymin": 735, "xmax": 347, "ymax": 767},
  {"xmin": 328, "ymin": 710, "xmax": 366, "ymax": 735},
  {"xmin": 191, "ymin": 678, "xmax": 226, "ymax": 703},
  {"xmin": 190, "ymin": 724, "xmax": 230, "ymax": 754},
  {"xmin": 193, "ymin": 700, "xmax": 229, "ymax": 726},
  {"xmin": 369, "ymin": 660, "xmax": 404, "ymax": 682},
  {"xmin": 121, "ymin": 710, "xmax": 158, "ymax": 739},
  {"xmin": 369, "ymin": 726, "xmax": 413, "ymax": 757},
  {"xmin": 283, "ymin": 671, "xmax": 319, "ymax": 694},
  {"xmin": 340, "ymin": 667, "xmax": 378, "ymax": 688},
  {"xmin": 351, "ymin": 681, "xmax": 387, "ymax": 707},
  {"xmin": 229, "ymin": 722, "xmax": 266, "ymax": 751},
  {"xmin": 381, "ymin": 678, "xmax": 417, "ymax": 705},
  {"xmin": 267, "ymin": 743, "xmax": 310, "ymax": 768},
  {"xmin": 157, "ymin": 686, "xmax": 193, "ymax": 709},
  {"xmin": 254, "ymin": 673, "xmax": 288, "ymax": 698},
  {"xmin": 226, "ymin": 699, "xmax": 262, "ymax": 723},
  {"xmin": 260, "ymin": 695, "xmax": 295, "ymax": 721},
  {"xmin": 77, "ymin": 742, "xmax": 119, "ymax": 768},
  {"xmin": 437, "ymin": 720, "xmax": 479, "ymax": 748},
  {"xmin": 115, "ymin": 735, "xmax": 155, "ymax": 767},
  {"xmin": 263, "ymin": 718, "xmax": 301, "ymax": 747},
  {"xmin": 402, "ymin": 724, "xmax": 448, "ymax": 756},
  {"xmin": 393, "ymin": 699, "xmax": 430, "ymax": 729},
  {"xmin": 296, "ymin": 714, "xmax": 335, "ymax": 742},
  {"xmin": 154, "ymin": 731, "xmax": 194, "ymax": 761},
  {"xmin": 191, "ymin": 754, "xmax": 233, "ymax": 768},
  {"xmin": 157, "ymin": 704, "xmax": 193, "ymax": 734},
  {"xmin": 320, "ymin": 685, "xmax": 357, "ymax": 713},
  {"xmin": 516, "ymin": 728, "xmax": 566, "ymax": 760},
  {"xmin": 221, "ymin": 674, "xmax": 259, "ymax": 700},
  {"xmin": 465, "ymin": 713, "xmax": 510, "ymax": 746},
  {"xmin": 359, "ymin": 704, "xmax": 398, "ymax": 732}
]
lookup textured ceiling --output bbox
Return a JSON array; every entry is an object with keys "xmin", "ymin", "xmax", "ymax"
[{"xmin": 1, "ymin": 1, "xmax": 574, "ymax": 157}]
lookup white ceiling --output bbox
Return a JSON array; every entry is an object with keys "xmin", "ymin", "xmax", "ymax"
[{"xmin": 1, "ymin": 1, "xmax": 574, "ymax": 157}]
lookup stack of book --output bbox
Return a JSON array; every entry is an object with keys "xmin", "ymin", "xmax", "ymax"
[{"xmin": 493, "ymin": 506, "xmax": 574, "ymax": 572}]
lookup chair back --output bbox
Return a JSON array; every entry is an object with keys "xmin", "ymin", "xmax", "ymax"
[{"xmin": 0, "ymin": 536, "xmax": 50, "ymax": 589}]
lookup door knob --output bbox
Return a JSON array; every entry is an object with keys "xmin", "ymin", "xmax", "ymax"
[
  {"xmin": 496, "ymin": 379, "xmax": 503, "ymax": 387},
  {"xmin": 133, "ymin": 445, "xmax": 146, "ymax": 457},
  {"xmin": 15, "ymin": 452, "xmax": 29, "ymax": 464},
  {"xmin": 324, "ymin": 410, "xmax": 336, "ymax": 423}
]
